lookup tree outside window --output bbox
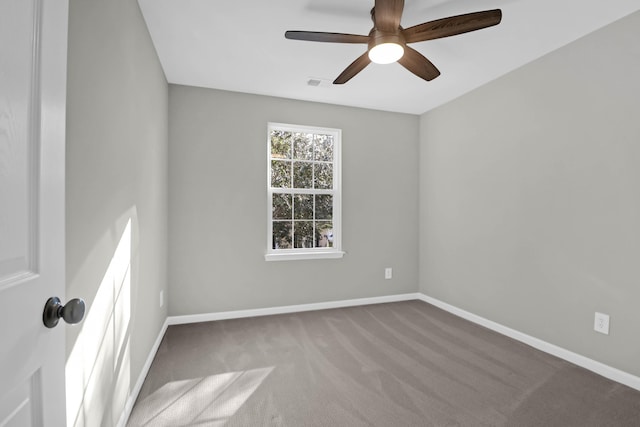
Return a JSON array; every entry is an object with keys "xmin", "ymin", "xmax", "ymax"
[{"xmin": 266, "ymin": 123, "xmax": 342, "ymax": 261}]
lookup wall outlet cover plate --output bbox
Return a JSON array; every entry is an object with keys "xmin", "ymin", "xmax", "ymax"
[{"xmin": 594, "ymin": 312, "xmax": 610, "ymax": 335}]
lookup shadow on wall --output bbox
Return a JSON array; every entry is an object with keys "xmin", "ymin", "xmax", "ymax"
[{"xmin": 66, "ymin": 216, "xmax": 134, "ymax": 426}]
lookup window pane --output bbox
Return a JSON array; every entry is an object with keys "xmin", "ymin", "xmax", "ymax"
[
  {"xmin": 293, "ymin": 161, "xmax": 313, "ymax": 189},
  {"xmin": 314, "ymin": 163, "xmax": 332, "ymax": 189},
  {"xmin": 271, "ymin": 160, "xmax": 291, "ymax": 188},
  {"xmin": 272, "ymin": 193, "xmax": 292, "ymax": 219},
  {"xmin": 273, "ymin": 221, "xmax": 292, "ymax": 249},
  {"xmin": 293, "ymin": 132, "xmax": 313, "ymax": 160},
  {"xmin": 294, "ymin": 194, "xmax": 313, "ymax": 219},
  {"xmin": 315, "ymin": 222, "xmax": 333, "ymax": 248},
  {"xmin": 314, "ymin": 134, "xmax": 333, "ymax": 162},
  {"xmin": 271, "ymin": 130, "xmax": 292, "ymax": 159},
  {"xmin": 268, "ymin": 123, "xmax": 340, "ymax": 256},
  {"xmin": 294, "ymin": 221, "xmax": 313, "ymax": 248},
  {"xmin": 315, "ymin": 195, "xmax": 333, "ymax": 220}
]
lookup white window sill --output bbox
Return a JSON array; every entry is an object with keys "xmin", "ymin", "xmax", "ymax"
[{"xmin": 264, "ymin": 251, "xmax": 345, "ymax": 262}]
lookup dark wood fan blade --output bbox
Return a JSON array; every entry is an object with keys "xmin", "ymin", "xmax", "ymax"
[
  {"xmin": 374, "ymin": 0, "xmax": 404, "ymax": 32},
  {"xmin": 403, "ymin": 9, "xmax": 502, "ymax": 44},
  {"xmin": 334, "ymin": 52, "xmax": 371, "ymax": 84},
  {"xmin": 285, "ymin": 31, "xmax": 369, "ymax": 44},
  {"xmin": 398, "ymin": 46, "xmax": 440, "ymax": 81}
]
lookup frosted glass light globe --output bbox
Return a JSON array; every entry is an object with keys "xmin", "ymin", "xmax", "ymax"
[{"xmin": 368, "ymin": 43, "xmax": 404, "ymax": 64}]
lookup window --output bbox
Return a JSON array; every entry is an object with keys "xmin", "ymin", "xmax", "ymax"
[{"xmin": 266, "ymin": 123, "xmax": 343, "ymax": 261}]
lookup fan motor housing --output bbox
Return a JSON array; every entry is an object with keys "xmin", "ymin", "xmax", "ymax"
[{"xmin": 368, "ymin": 29, "xmax": 406, "ymax": 51}]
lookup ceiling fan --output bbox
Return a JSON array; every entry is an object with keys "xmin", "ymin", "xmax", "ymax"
[{"xmin": 285, "ymin": 0, "xmax": 502, "ymax": 84}]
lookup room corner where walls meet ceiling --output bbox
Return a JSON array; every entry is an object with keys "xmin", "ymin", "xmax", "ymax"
[{"xmin": 138, "ymin": 0, "xmax": 640, "ymax": 114}]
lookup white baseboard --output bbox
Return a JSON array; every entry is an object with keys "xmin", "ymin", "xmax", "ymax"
[
  {"xmin": 116, "ymin": 293, "xmax": 417, "ymax": 426},
  {"xmin": 117, "ymin": 291, "xmax": 640, "ymax": 426},
  {"xmin": 417, "ymin": 293, "xmax": 640, "ymax": 392},
  {"xmin": 167, "ymin": 293, "xmax": 421, "ymax": 325},
  {"xmin": 116, "ymin": 317, "xmax": 169, "ymax": 427}
]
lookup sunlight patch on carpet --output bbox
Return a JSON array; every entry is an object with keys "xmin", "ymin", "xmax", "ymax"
[{"xmin": 128, "ymin": 367, "xmax": 274, "ymax": 426}]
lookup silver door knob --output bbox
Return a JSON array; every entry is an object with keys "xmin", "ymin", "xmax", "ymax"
[{"xmin": 43, "ymin": 297, "xmax": 85, "ymax": 328}]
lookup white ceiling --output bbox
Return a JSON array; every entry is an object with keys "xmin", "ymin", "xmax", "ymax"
[{"xmin": 138, "ymin": 0, "xmax": 640, "ymax": 115}]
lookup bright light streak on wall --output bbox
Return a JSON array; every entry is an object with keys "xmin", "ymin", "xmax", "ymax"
[{"xmin": 66, "ymin": 219, "xmax": 132, "ymax": 427}]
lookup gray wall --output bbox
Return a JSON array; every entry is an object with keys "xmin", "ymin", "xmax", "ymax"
[
  {"xmin": 169, "ymin": 86, "xmax": 419, "ymax": 315},
  {"xmin": 419, "ymin": 12, "xmax": 640, "ymax": 376},
  {"xmin": 66, "ymin": 0, "xmax": 168, "ymax": 424}
]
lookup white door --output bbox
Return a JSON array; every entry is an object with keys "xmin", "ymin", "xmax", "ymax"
[{"xmin": 0, "ymin": 0, "xmax": 70, "ymax": 425}]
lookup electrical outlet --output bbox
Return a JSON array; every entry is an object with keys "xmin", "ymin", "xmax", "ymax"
[
  {"xmin": 594, "ymin": 312, "xmax": 609, "ymax": 335},
  {"xmin": 160, "ymin": 290, "xmax": 164, "ymax": 308},
  {"xmin": 385, "ymin": 268, "xmax": 392, "ymax": 280}
]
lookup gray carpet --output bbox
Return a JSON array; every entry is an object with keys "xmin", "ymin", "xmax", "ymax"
[{"xmin": 128, "ymin": 300, "xmax": 640, "ymax": 426}]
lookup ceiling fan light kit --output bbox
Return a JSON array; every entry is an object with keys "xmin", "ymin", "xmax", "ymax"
[
  {"xmin": 369, "ymin": 42, "xmax": 404, "ymax": 64},
  {"xmin": 284, "ymin": 0, "xmax": 502, "ymax": 84}
]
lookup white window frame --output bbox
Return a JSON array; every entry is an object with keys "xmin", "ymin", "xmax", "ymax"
[{"xmin": 265, "ymin": 122, "xmax": 344, "ymax": 261}]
